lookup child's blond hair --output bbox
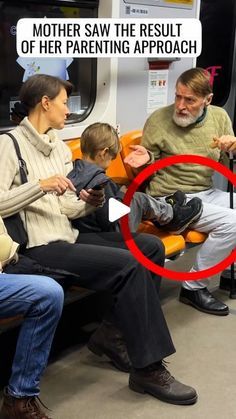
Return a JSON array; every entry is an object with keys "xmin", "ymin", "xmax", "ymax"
[{"xmin": 80, "ymin": 122, "xmax": 120, "ymax": 159}]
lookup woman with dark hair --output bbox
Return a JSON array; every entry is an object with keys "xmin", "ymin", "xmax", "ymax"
[{"xmin": 0, "ymin": 74, "xmax": 197, "ymax": 417}]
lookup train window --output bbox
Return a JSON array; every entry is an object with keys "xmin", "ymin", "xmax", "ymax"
[
  {"xmin": 197, "ymin": 0, "xmax": 236, "ymax": 107},
  {"xmin": 0, "ymin": 0, "xmax": 98, "ymax": 129}
]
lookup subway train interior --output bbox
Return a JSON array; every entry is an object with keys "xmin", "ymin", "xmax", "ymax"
[{"xmin": 0, "ymin": 0, "xmax": 236, "ymax": 418}]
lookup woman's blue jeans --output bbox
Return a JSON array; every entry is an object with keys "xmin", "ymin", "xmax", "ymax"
[{"xmin": 0, "ymin": 274, "xmax": 64, "ymax": 397}]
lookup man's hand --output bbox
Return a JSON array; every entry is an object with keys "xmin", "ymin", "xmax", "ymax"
[
  {"xmin": 39, "ymin": 175, "xmax": 76, "ymax": 195},
  {"xmin": 211, "ymin": 135, "xmax": 236, "ymax": 152},
  {"xmin": 124, "ymin": 145, "xmax": 150, "ymax": 168},
  {"xmin": 79, "ymin": 188, "xmax": 105, "ymax": 207}
]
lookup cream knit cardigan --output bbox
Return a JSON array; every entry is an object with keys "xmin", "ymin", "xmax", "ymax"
[{"xmin": 0, "ymin": 117, "xmax": 95, "ymax": 248}]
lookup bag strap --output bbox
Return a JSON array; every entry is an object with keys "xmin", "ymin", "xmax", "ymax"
[{"xmin": 6, "ymin": 132, "xmax": 28, "ymax": 184}]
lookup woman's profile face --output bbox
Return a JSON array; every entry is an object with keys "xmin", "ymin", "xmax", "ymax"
[{"xmin": 46, "ymin": 87, "xmax": 70, "ymax": 130}]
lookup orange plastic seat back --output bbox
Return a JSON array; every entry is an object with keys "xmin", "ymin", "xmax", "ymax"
[
  {"xmin": 106, "ymin": 154, "xmax": 130, "ymax": 185},
  {"xmin": 182, "ymin": 229, "xmax": 207, "ymax": 244},
  {"xmin": 65, "ymin": 138, "xmax": 82, "ymax": 160},
  {"xmin": 120, "ymin": 130, "xmax": 143, "ymax": 181},
  {"xmin": 66, "ymin": 137, "xmax": 130, "ymax": 185}
]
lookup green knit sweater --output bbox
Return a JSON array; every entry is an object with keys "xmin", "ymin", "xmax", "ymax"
[{"xmin": 142, "ymin": 104, "xmax": 234, "ymax": 196}]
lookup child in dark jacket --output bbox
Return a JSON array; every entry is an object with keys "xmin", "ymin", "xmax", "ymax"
[{"xmin": 70, "ymin": 122, "xmax": 203, "ymax": 234}]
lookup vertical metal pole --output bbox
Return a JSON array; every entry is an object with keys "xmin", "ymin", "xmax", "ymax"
[{"xmin": 229, "ymin": 151, "xmax": 236, "ymax": 298}]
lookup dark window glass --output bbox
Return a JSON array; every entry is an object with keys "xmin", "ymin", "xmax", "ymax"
[
  {"xmin": 197, "ymin": 0, "xmax": 236, "ymax": 107},
  {"xmin": 0, "ymin": 0, "xmax": 98, "ymax": 128}
]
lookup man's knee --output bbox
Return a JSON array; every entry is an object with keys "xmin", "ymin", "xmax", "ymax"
[
  {"xmin": 29, "ymin": 275, "xmax": 64, "ymax": 314},
  {"xmin": 222, "ymin": 212, "xmax": 236, "ymax": 234},
  {"xmin": 133, "ymin": 192, "xmax": 146, "ymax": 204}
]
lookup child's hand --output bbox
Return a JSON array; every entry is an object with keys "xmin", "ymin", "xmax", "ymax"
[{"xmin": 79, "ymin": 188, "xmax": 105, "ymax": 207}]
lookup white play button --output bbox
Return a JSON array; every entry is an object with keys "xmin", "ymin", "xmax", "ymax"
[{"xmin": 108, "ymin": 198, "xmax": 130, "ymax": 222}]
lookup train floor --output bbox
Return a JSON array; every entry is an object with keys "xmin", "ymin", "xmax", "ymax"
[
  {"xmin": 38, "ymin": 275, "xmax": 236, "ymax": 419},
  {"xmin": 1, "ymin": 247, "xmax": 236, "ymax": 419}
]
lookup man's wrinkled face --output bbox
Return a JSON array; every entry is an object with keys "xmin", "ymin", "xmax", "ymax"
[{"xmin": 173, "ymin": 82, "xmax": 212, "ymax": 127}]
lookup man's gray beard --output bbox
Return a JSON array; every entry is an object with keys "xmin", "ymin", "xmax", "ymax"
[{"xmin": 173, "ymin": 108, "xmax": 204, "ymax": 127}]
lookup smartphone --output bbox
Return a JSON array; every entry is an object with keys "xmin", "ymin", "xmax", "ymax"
[
  {"xmin": 92, "ymin": 181, "xmax": 108, "ymax": 190},
  {"xmin": 85, "ymin": 181, "xmax": 109, "ymax": 191}
]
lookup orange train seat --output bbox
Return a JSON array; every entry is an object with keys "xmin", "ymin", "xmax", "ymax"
[
  {"xmin": 120, "ymin": 129, "xmax": 143, "ymax": 181},
  {"xmin": 182, "ymin": 229, "xmax": 207, "ymax": 244},
  {"xmin": 106, "ymin": 154, "xmax": 130, "ymax": 185},
  {"xmin": 66, "ymin": 138, "xmax": 82, "ymax": 160},
  {"xmin": 119, "ymin": 130, "xmax": 207, "ymax": 246},
  {"xmin": 137, "ymin": 221, "xmax": 186, "ymax": 256}
]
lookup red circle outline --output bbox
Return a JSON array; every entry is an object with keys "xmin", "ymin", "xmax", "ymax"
[{"xmin": 120, "ymin": 154, "xmax": 236, "ymax": 281}]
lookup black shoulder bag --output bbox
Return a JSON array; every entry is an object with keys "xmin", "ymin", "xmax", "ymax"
[{"xmin": 4, "ymin": 132, "xmax": 28, "ymax": 251}]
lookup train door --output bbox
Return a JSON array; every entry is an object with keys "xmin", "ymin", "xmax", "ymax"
[
  {"xmin": 197, "ymin": 0, "xmax": 236, "ymax": 127},
  {"xmin": 197, "ymin": 0, "xmax": 236, "ymax": 189}
]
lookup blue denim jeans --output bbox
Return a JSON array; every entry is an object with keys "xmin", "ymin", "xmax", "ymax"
[{"xmin": 0, "ymin": 274, "xmax": 64, "ymax": 397}]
